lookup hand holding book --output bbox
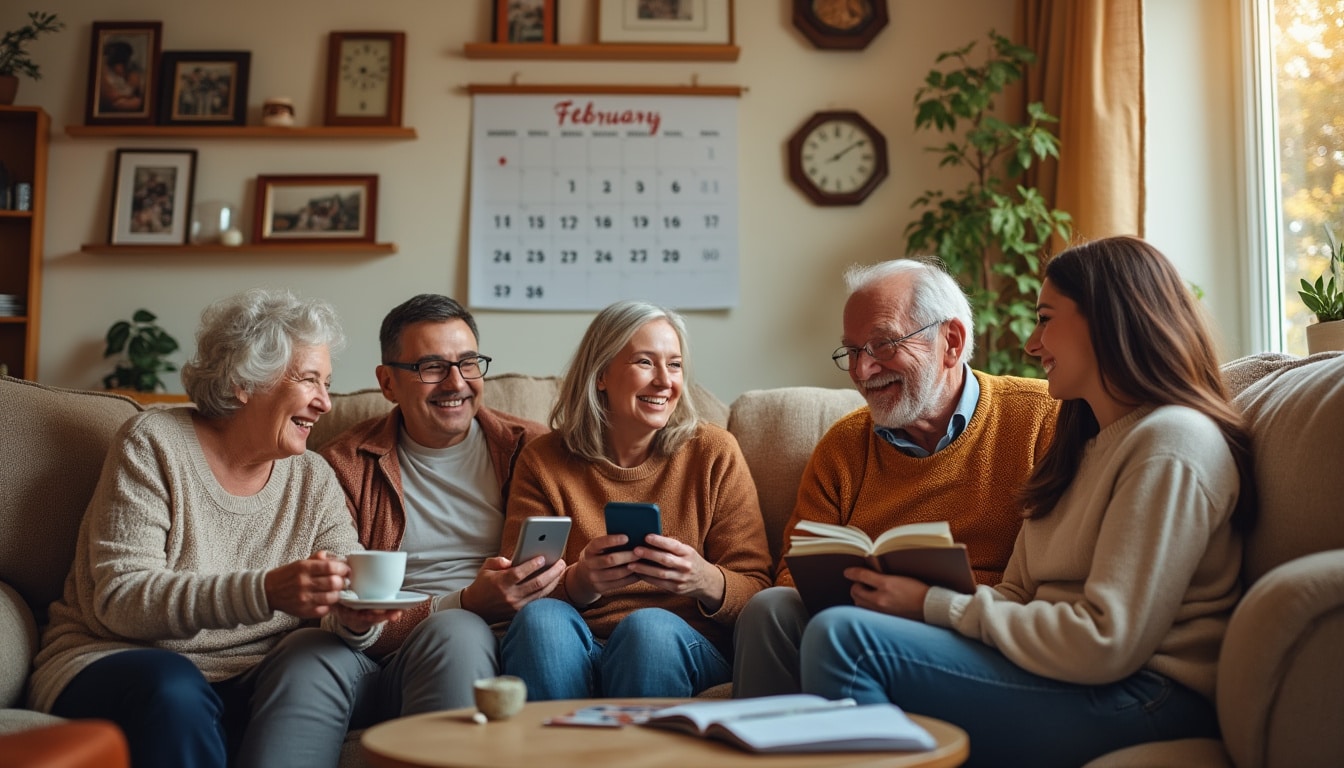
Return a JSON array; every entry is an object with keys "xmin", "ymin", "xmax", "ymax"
[{"xmin": 784, "ymin": 520, "xmax": 975, "ymax": 616}]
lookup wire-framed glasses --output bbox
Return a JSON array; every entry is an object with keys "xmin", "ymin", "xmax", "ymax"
[
  {"xmin": 383, "ymin": 355, "xmax": 491, "ymax": 383},
  {"xmin": 831, "ymin": 321, "xmax": 943, "ymax": 371}
]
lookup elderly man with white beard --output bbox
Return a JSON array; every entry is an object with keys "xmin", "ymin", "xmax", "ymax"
[{"xmin": 732, "ymin": 257, "xmax": 1058, "ymax": 698}]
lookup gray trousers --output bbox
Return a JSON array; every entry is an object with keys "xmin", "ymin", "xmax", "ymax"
[
  {"xmin": 237, "ymin": 608, "xmax": 498, "ymax": 768},
  {"xmin": 732, "ymin": 586, "xmax": 812, "ymax": 698}
]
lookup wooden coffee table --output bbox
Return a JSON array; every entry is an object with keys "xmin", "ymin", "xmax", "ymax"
[{"xmin": 361, "ymin": 698, "xmax": 968, "ymax": 768}]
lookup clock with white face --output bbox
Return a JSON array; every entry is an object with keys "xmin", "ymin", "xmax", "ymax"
[
  {"xmin": 324, "ymin": 32, "xmax": 405, "ymax": 127},
  {"xmin": 787, "ymin": 110, "xmax": 888, "ymax": 206}
]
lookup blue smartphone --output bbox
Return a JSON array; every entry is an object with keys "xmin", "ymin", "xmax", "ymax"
[{"xmin": 603, "ymin": 502, "xmax": 662, "ymax": 554}]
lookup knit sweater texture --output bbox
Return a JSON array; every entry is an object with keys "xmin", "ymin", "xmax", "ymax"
[
  {"xmin": 924, "ymin": 404, "xmax": 1244, "ymax": 700},
  {"xmin": 500, "ymin": 424, "xmax": 772, "ymax": 654},
  {"xmin": 29, "ymin": 408, "xmax": 364, "ymax": 712},
  {"xmin": 319, "ymin": 405, "xmax": 547, "ymax": 657},
  {"xmin": 776, "ymin": 372, "xmax": 1057, "ymax": 587}
]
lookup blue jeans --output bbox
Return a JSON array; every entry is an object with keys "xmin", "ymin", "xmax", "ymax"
[
  {"xmin": 500, "ymin": 598, "xmax": 731, "ymax": 700},
  {"xmin": 800, "ymin": 607, "xmax": 1220, "ymax": 768}
]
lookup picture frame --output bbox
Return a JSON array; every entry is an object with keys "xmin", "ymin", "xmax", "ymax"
[
  {"xmin": 85, "ymin": 21, "xmax": 162, "ymax": 125},
  {"xmin": 254, "ymin": 174, "xmax": 378, "ymax": 244},
  {"xmin": 157, "ymin": 51, "xmax": 251, "ymax": 126},
  {"xmin": 597, "ymin": 0, "xmax": 733, "ymax": 45},
  {"xmin": 323, "ymin": 31, "xmax": 405, "ymax": 127},
  {"xmin": 108, "ymin": 149, "xmax": 197, "ymax": 245},
  {"xmin": 493, "ymin": 0, "xmax": 559, "ymax": 44}
]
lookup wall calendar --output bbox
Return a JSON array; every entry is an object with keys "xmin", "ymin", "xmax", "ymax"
[{"xmin": 468, "ymin": 91, "xmax": 740, "ymax": 311}]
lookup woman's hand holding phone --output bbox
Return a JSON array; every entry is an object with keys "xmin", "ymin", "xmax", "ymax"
[{"xmin": 627, "ymin": 534, "xmax": 727, "ymax": 611}]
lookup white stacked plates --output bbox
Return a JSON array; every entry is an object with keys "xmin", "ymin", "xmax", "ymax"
[{"xmin": 0, "ymin": 294, "xmax": 22, "ymax": 317}]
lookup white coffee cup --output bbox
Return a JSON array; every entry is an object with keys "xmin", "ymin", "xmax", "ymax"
[{"xmin": 345, "ymin": 551, "xmax": 406, "ymax": 600}]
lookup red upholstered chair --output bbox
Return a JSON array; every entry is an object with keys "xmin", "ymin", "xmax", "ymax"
[{"xmin": 0, "ymin": 720, "xmax": 129, "ymax": 768}]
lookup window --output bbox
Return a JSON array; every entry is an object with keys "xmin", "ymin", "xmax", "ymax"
[{"xmin": 1253, "ymin": 0, "xmax": 1344, "ymax": 353}]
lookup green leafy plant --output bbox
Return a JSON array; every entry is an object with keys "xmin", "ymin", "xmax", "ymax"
[
  {"xmin": 103, "ymin": 309, "xmax": 180, "ymax": 392},
  {"xmin": 904, "ymin": 31, "xmax": 1072, "ymax": 377},
  {"xmin": 0, "ymin": 11, "xmax": 64, "ymax": 80},
  {"xmin": 1298, "ymin": 227, "xmax": 1344, "ymax": 322}
]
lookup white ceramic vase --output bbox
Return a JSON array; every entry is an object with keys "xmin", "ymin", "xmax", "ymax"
[{"xmin": 1305, "ymin": 319, "xmax": 1344, "ymax": 354}]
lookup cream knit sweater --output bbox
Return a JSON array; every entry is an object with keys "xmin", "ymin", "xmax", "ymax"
[
  {"xmin": 29, "ymin": 408, "xmax": 371, "ymax": 712},
  {"xmin": 925, "ymin": 404, "xmax": 1244, "ymax": 700}
]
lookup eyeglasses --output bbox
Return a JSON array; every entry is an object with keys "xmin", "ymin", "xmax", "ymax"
[
  {"xmin": 831, "ymin": 321, "xmax": 943, "ymax": 371},
  {"xmin": 383, "ymin": 355, "xmax": 491, "ymax": 383}
]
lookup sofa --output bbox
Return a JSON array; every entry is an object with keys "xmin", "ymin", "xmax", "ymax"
[{"xmin": 1, "ymin": 353, "xmax": 1341, "ymax": 767}]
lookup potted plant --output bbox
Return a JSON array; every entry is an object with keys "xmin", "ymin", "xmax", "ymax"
[
  {"xmin": 103, "ymin": 309, "xmax": 180, "ymax": 393},
  {"xmin": 0, "ymin": 11, "xmax": 63, "ymax": 105},
  {"xmin": 904, "ymin": 31, "xmax": 1072, "ymax": 377},
  {"xmin": 1299, "ymin": 227, "xmax": 1344, "ymax": 353}
]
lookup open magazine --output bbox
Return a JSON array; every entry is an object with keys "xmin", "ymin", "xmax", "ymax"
[{"xmin": 640, "ymin": 694, "xmax": 937, "ymax": 753}]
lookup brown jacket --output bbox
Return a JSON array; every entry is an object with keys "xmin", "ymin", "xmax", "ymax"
[{"xmin": 320, "ymin": 406, "xmax": 547, "ymax": 657}]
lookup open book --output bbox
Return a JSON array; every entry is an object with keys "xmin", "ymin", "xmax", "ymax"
[
  {"xmin": 784, "ymin": 520, "xmax": 975, "ymax": 615},
  {"xmin": 642, "ymin": 694, "xmax": 936, "ymax": 753}
]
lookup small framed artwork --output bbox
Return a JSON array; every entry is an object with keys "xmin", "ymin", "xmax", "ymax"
[
  {"xmin": 108, "ymin": 149, "xmax": 197, "ymax": 245},
  {"xmin": 493, "ymin": 0, "xmax": 559, "ymax": 44},
  {"xmin": 157, "ymin": 51, "xmax": 251, "ymax": 126},
  {"xmin": 254, "ymin": 174, "xmax": 378, "ymax": 244},
  {"xmin": 85, "ymin": 21, "xmax": 162, "ymax": 125},
  {"xmin": 323, "ymin": 31, "xmax": 405, "ymax": 127},
  {"xmin": 597, "ymin": 0, "xmax": 733, "ymax": 45}
]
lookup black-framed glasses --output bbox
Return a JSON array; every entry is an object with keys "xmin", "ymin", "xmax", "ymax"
[
  {"xmin": 831, "ymin": 321, "xmax": 943, "ymax": 371},
  {"xmin": 383, "ymin": 355, "xmax": 491, "ymax": 383}
]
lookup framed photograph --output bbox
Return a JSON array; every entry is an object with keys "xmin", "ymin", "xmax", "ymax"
[
  {"xmin": 157, "ymin": 51, "xmax": 251, "ymax": 126},
  {"xmin": 323, "ymin": 31, "xmax": 405, "ymax": 127},
  {"xmin": 493, "ymin": 0, "xmax": 559, "ymax": 44},
  {"xmin": 85, "ymin": 21, "xmax": 162, "ymax": 125},
  {"xmin": 108, "ymin": 149, "xmax": 197, "ymax": 245},
  {"xmin": 254, "ymin": 174, "xmax": 378, "ymax": 244},
  {"xmin": 597, "ymin": 0, "xmax": 733, "ymax": 45}
]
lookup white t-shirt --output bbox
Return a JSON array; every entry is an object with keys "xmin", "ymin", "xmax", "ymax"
[{"xmin": 396, "ymin": 418, "xmax": 503, "ymax": 608}]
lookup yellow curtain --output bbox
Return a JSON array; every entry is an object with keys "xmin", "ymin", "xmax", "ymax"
[{"xmin": 1017, "ymin": 0, "xmax": 1146, "ymax": 245}]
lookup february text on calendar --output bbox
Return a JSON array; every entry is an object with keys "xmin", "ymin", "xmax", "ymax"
[{"xmin": 468, "ymin": 93, "xmax": 740, "ymax": 311}]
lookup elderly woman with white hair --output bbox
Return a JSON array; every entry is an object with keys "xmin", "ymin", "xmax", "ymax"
[
  {"xmin": 498, "ymin": 300, "xmax": 771, "ymax": 699},
  {"xmin": 28, "ymin": 289, "xmax": 399, "ymax": 768}
]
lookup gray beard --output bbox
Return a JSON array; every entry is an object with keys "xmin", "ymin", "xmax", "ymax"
[{"xmin": 860, "ymin": 364, "xmax": 943, "ymax": 429}]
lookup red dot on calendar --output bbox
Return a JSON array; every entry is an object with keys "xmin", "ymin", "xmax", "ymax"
[{"xmin": 498, "ymin": 156, "xmax": 507, "ymax": 166}]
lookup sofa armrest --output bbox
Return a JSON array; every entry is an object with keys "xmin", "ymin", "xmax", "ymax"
[
  {"xmin": 1218, "ymin": 549, "xmax": 1344, "ymax": 768},
  {"xmin": 0, "ymin": 581, "xmax": 38, "ymax": 709}
]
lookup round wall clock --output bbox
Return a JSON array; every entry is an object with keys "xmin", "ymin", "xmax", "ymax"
[
  {"xmin": 793, "ymin": 0, "xmax": 889, "ymax": 50},
  {"xmin": 787, "ymin": 110, "xmax": 888, "ymax": 207},
  {"xmin": 323, "ymin": 31, "xmax": 405, "ymax": 127}
]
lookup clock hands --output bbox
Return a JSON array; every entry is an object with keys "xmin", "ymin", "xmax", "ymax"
[{"xmin": 825, "ymin": 139, "xmax": 868, "ymax": 163}]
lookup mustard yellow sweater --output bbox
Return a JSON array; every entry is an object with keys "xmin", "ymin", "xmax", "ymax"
[
  {"xmin": 776, "ymin": 372, "xmax": 1056, "ymax": 587},
  {"xmin": 500, "ymin": 424, "xmax": 772, "ymax": 654}
]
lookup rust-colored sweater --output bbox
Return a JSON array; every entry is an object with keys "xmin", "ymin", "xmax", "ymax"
[
  {"xmin": 500, "ymin": 424, "xmax": 772, "ymax": 655},
  {"xmin": 775, "ymin": 372, "xmax": 1057, "ymax": 587}
]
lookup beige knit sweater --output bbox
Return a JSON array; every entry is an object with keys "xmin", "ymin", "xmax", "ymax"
[
  {"xmin": 925, "ymin": 404, "xmax": 1244, "ymax": 700},
  {"xmin": 29, "ymin": 408, "xmax": 370, "ymax": 712}
]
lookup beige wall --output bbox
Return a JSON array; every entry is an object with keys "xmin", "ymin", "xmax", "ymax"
[{"xmin": 6, "ymin": 1, "xmax": 1244, "ymax": 401}]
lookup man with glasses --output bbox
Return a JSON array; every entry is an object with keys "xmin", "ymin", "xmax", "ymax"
[
  {"xmin": 733, "ymin": 258, "xmax": 1057, "ymax": 697},
  {"xmin": 320, "ymin": 294, "xmax": 554, "ymax": 718}
]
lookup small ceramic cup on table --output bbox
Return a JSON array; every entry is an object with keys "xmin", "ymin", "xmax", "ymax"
[{"xmin": 473, "ymin": 676, "xmax": 527, "ymax": 721}]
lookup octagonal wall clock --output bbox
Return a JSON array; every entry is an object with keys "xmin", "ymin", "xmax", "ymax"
[
  {"xmin": 324, "ymin": 31, "xmax": 405, "ymax": 127},
  {"xmin": 793, "ymin": 0, "xmax": 889, "ymax": 50},
  {"xmin": 787, "ymin": 110, "xmax": 889, "ymax": 206}
]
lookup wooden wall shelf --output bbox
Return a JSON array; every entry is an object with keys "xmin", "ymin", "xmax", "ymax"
[
  {"xmin": 463, "ymin": 43, "xmax": 739, "ymax": 62},
  {"xmin": 64, "ymin": 125, "xmax": 417, "ymax": 140},
  {"xmin": 81, "ymin": 242, "xmax": 398, "ymax": 256}
]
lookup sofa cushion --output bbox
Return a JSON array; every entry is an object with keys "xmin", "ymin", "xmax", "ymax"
[
  {"xmin": 728, "ymin": 387, "xmax": 866, "ymax": 562},
  {"xmin": 0, "ymin": 377, "xmax": 141, "ymax": 624},
  {"xmin": 1232, "ymin": 352, "xmax": 1344, "ymax": 584}
]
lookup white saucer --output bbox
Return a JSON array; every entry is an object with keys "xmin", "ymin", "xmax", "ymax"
[{"xmin": 338, "ymin": 590, "xmax": 429, "ymax": 610}]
